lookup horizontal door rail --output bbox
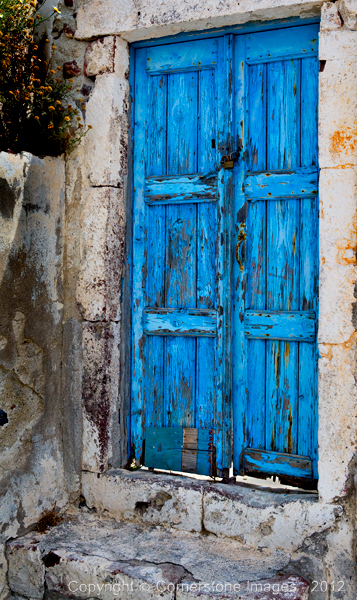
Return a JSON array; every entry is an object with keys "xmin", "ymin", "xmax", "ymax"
[
  {"xmin": 146, "ymin": 39, "xmax": 218, "ymax": 72},
  {"xmin": 244, "ymin": 310, "xmax": 316, "ymax": 341},
  {"xmin": 245, "ymin": 24, "xmax": 318, "ymax": 64},
  {"xmin": 244, "ymin": 167, "xmax": 318, "ymax": 201},
  {"xmin": 143, "ymin": 307, "xmax": 217, "ymax": 336},
  {"xmin": 145, "ymin": 173, "xmax": 217, "ymax": 205},
  {"xmin": 244, "ymin": 448, "xmax": 313, "ymax": 479}
]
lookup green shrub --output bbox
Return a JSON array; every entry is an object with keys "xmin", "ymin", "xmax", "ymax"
[{"xmin": 0, "ymin": 0, "xmax": 89, "ymax": 156}]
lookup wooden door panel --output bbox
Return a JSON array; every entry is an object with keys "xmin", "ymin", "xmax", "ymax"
[
  {"xmin": 233, "ymin": 24, "xmax": 319, "ymax": 483},
  {"xmin": 132, "ymin": 37, "xmax": 233, "ymax": 475}
]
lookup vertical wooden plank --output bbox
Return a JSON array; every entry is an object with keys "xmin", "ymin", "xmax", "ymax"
[
  {"xmin": 131, "ymin": 48, "xmax": 149, "ymax": 460},
  {"xmin": 232, "ymin": 34, "xmax": 247, "ymax": 474},
  {"xmin": 266, "ymin": 200, "xmax": 300, "ymax": 455},
  {"xmin": 299, "ymin": 55, "xmax": 319, "ymax": 479},
  {"xmin": 167, "ymin": 71, "xmax": 197, "ymax": 175},
  {"xmin": 216, "ymin": 34, "xmax": 233, "ymax": 475},
  {"xmin": 246, "ymin": 202, "xmax": 266, "ymax": 451},
  {"xmin": 247, "ymin": 62, "xmax": 266, "ymax": 172},
  {"xmin": 165, "ymin": 70, "xmax": 197, "ymax": 429},
  {"xmin": 267, "ymin": 59, "xmax": 300, "ymax": 170},
  {"xmin": 301, "ymin": 57, "xmax": 318, "ymax": 169},
  {"xmin": 299, "ymin": 197, "xmax": 318, "ymax": 474},
  {"xmin": 245, "ymin": 61, "xmax": 267, "ymax": 456},
  {"xmin": 145, "ymin": 74, "xmax": 167, "ymax": 429},
  {"xmin": 196, "ymin": 68, "xmax": 216, "ymax": 430},
  {"xmin": 266, "ymin": 58, "xmax": 300, "ymax": 456}
]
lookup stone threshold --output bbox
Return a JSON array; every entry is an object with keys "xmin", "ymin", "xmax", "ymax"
[
  {"xmin": 6, "ymin": 512, "xmax": 309, "ymax": 600},
  {"xmin": 81, "ymin": 469, "xmax": 338, "ymax": 554}
]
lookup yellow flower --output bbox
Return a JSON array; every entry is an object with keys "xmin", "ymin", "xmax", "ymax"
[
  {"xmin": 48, "ymin": 105, "xmax": 55, "ymax": 110},
  {"xmin": 57, "ymin": 66, "xmax": 61, "ymax": 70},
  {"xmin": 81, "ymin": 104, "xmax": 86, "ymax": 110},
  {"xmin": 29, "ymin": 1, "xmax": 36, "ymax": 6},
  {"xmin": 48, "ymin": 123, "xmax": 54, "ymax": 129},
  {"xmin": 50, "ymin": 69, "xmax": 56, "ymax": 74},
  {"xmin": 47, "ymin": 86, "xmax": 52, "ymax": 91},
  {"xmin": 68, "ymin": 78, "xmax": 73, "ymax": 83},
  {"xmin": 55, "ymin": 100, "xmax": 61, "ymax": 105},
  {"xmin": 87, "ymin": 124, "xmax": 93, "ymax": 129},
  {"xmin": 53, "ymin": 6, "xmax": 60, "ymax": 13},
  {"xmin": 76, "ymin": 116, "xmax": 81, "ymax": 121},
  {"xmin": 9, "ymin": 90, "xmax": 14, "ymax": 94},
  {"xmin": 51, "ymin": 45, "xmax": 56, "ymax": 50},
  {"xmin": 46, "ymin": 39, "xmax": 50, "ymax": 43},
  {"xmin": 34, "ymin": 115, "xmax": 39, "ymax": 120},
  {"xmin": 78, "ymin": 123, "xmax": 83, "ymax": 128},
  {"xmin": 64, "ymin": 116, "xmax": 70, "ymax": 121}
]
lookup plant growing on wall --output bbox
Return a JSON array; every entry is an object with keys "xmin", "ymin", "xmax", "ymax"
[{"xmin": 0, "ymin": 0, "xmax": 90, "ymax": 155}]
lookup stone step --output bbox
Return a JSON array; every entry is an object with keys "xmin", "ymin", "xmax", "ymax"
[
  {"xmin": 82, "ymin": 469, "xmax": 336, "ymax": 553},
  {"xmin": 6, "ymin": 512, "xmax": 309, "ymax": 600}
]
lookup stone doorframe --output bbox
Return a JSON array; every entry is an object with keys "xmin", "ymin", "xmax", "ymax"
[{"xmin": 65, "ymin": 0, "xmax": 357, "ymax": 507}]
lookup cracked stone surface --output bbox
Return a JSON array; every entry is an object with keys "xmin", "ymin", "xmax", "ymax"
[{"xmin": 6, "ymin": 512, "xmax": 309, "ymax": 599}]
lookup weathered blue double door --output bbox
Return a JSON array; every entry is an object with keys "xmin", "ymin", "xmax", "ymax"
[{"xmin": 131, "ymin": 24, "xmax": 319, "ymax": 482}]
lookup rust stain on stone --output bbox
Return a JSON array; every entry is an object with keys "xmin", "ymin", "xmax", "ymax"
[{"xmin": 330, "ymin": 128, "xmax": 357, "ymax": 157}]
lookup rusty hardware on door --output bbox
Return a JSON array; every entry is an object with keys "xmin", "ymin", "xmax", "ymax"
[
  {"xmin": 221, "ymin": 151, "xmax": 240, "ymax": 169},
  {"xmin": 236, "ymin": 223, "xmax": 246, "ymax": 273}
]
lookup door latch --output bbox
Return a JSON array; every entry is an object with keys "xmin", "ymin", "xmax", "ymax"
[{"xmin": 220, "ymin": 150, "xmax": 240, "ymax": 170}]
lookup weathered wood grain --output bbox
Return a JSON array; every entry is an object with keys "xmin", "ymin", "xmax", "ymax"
[
  {"xmin": 145, "ymin": 173, "xmax": 217, "ymax": 204},
  {"xmin": 232, "ymin": 24, "xmax": 319, "ymax": 481},
  {"xmin": 246, "ymin": 24, "xmax": 318, "ymax": 64},
  {"xmin": 244, "ymin": 448, "xmax": 313, "ymax": 479},
  {"xmin": 143, "ymin": 308, "xmax": 217, "ymax": 336},
  {"xmin": 244, "ymin": 167, "xmax": 318, "ymax": 201},
  {"xmin": 244, "ymin": 310, "xmax": 316, "ymax": 341},
  {"xmin": 146, "ymin": 39, "xmax": 218, "ymax": 73}
]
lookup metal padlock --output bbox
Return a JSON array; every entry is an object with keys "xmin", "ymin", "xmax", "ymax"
[{"xmin": 223, "ymin": 160, "xmax": 234, "ymax": 169}]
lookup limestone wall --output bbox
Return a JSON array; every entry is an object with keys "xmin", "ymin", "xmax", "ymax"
[{"xmin": 0, "ymin": 153, "xmax": 68, "ymax": 600}]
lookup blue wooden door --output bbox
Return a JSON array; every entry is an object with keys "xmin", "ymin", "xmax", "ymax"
[
  {"xmin": 233, "ymin": 23, "xmax": 319, "ymax": 484},
  {"xmin": 131, "ymin": 37, "xmax": 234, "ymax": 476},
  {"xmin": 131, "ymin": 24, "xmax": 319, "ymax": 483}
]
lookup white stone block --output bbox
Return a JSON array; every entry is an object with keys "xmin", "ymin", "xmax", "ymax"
[
  {"xmin": 203, "ymin": 484, "xmax": 339, "ymax": 552},
  {"xmin": 338, "ymin": 0, "xmax": 357, "ymax": 30},
  {"xmin": 76, "ymin": 0, "xmax": 137, "ymax": 39},
  {"xmin": 7, "ymin": 543, "xmax": 44, "ymax": 599},
  {"xmin": 82, "ymin": 469, "xmax": 205, "ymax": 532},
  {"xmin": 318, "ymin": 338, "xmax": 357, "ymax": 503},
  {"xmin": 84, "ymin": 36, "xmax": 116, "ymax": 77},
  {"xmin": 318, "ymin": 167, "xmax": 357, "ymax": 344},
  {"xmin": 86, "ymin": 72, "xmax": 129, "ymax": 187},
  {"xmin": 319, "ymin": 60, "xmax": 357, "ymax": 168},
  {"xmin": 319, "ymin": 29, "xmax": 357, "ymax": 60},
  {"xmin": 82, "ymin": 322, "xmax": 121, "ymax": 472},
  {"xmin": 320, "ymin": 2, "xmax": 343, "ymax": 31},
  {"xmin": 76, "ymin": 0, "xmax": 324, "ymax": 41},
  {"xmin": 76, "ymin": 187, "xmax": 125, "ymax": 322},
  {"xmin": 46, "ymin": 549, "xmax": 177, "ymax": 600}
]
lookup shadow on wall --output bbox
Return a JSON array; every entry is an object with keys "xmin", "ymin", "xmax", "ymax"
[{"xmin": 0, "ymin": 151, "xmax": 68, "ymax": 597}]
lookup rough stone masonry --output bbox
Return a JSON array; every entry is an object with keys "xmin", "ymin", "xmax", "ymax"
[{"xmin": 1, "ymin": 0, "xmax": 357, "ymax": 599}]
